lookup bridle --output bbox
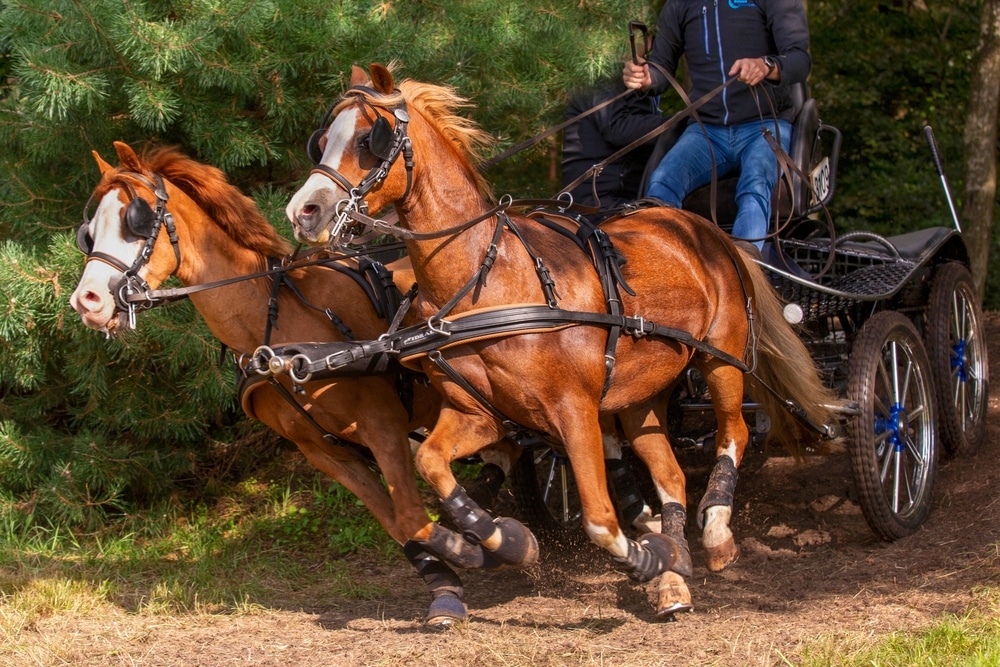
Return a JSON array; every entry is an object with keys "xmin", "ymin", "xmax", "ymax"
[
  {"xmin": 76, "ymin": 172, "xmax": 181, "ymax": 329},
  {"xmin": 305, "ymin": 86, "xmax": 414, "ymax": 246}
]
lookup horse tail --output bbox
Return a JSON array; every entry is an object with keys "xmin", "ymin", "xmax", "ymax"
[{"xmin": 734, "ymin": 248, "xmax": 843, "ymax": 456}]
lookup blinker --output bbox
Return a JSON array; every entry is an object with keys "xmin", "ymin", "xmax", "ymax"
[
  {"xmin": 306, "ymin": 128, "xmax": 325, "ymax": 164},
  {"xmin": 75, "ymin": 192, "xmax": 158, "ymax": 256},
  {"xmin": 368, "ymin": 116, "xmax": 394, "ymax": 161},
  {"xmin": 76, "ymin": 222, "xmax": 93, "ymax": 255},
  {"xmin": 125, "ymin": 196, "xmax": 157, "ymax": 239}
]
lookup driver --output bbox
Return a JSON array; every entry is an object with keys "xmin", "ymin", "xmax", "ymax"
[{"xmin": 623, "ymin": 0, "xmax": 810, "ymax": 250}]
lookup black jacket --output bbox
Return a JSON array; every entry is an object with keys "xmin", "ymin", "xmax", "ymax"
[
  {"xmin": 647, "ymin": 0, "xmax": 810, "ymax": 125},
  {"xmin": 561, "ymin": 81, "xmax": 666, "ymax": 209}
]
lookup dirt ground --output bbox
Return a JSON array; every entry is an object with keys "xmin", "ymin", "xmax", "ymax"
[{"xmin": 17, "ymin": 313, "xmax": 1000, "ymax": 666}]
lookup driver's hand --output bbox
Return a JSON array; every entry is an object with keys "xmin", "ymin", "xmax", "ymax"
[
  {"xmin": 729, "ymin": 57, "xmax": 773, "ymax": 86},
  {"xmin": 623, "ymin": 59, "xmax": 651, "ymax": 91}
]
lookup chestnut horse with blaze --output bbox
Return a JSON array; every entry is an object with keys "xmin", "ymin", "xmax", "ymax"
[
  {"xmin": 69, "ymin": 142, "xmax": 513, "ymax": 626},
  {"xmin": 286, "ymin": 64, "xmax": 841, "ymax": 620}
]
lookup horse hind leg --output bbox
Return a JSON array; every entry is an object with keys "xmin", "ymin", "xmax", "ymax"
[
  {"xmin": 617, "ymin": 402, "xmax": 694, "ymax": 620},
  {"xmin": 697, "ymin": 360, "xmax": 748, "ymax": 572}
]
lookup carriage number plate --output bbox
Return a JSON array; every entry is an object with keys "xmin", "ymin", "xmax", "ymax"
[{"xmin": 811, "ymin": 157, "xmax": 831, "ymax": 204}]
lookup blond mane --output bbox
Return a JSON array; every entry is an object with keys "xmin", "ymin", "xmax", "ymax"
[
  {"xmin": 336, "ymin": 78, "xmax": 496, "ymax": 201},
  {"xmin": 104, "ymin": 146, "xmax": 293, "ymax": 259}
]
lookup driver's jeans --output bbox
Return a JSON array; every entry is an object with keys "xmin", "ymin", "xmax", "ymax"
[{"xmin": 646, "ymin": 119, "xmax": 793, "ymax": 250}]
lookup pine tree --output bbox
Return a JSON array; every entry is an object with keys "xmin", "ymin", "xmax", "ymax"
[{"xmin": 0, "ymin": 0, "xmax": 653, "ymax": 530}]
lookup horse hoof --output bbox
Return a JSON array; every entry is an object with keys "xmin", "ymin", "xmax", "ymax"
[
  {"xmin": 656, "ymin": 571, "xmax": 693, "ymax": 621},
  {"xmin": 488, "ymin": 517, "xmax": 539, "ymax": 568},
  {"xmin": 704, "ymin": 536, "xmax": 740, "ymax": 572},
  {"xmin": 425, "ymin": 593, "xmax": 468, "ymax": 628}
]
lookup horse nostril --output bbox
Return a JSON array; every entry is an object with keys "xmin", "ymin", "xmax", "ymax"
[{"xmin": 302, "ymin": 204, "xmax": 319, "ymax": 219}]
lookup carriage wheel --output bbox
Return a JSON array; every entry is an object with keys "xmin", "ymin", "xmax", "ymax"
[
  {"xmin": 509, "ymin": 445, "xmax": 581, "ymax": 537},
  {"xmin": 510, "ymin": 445, "xmax": 659, "ymax": 539},
  {"xmin": 924, "ymin": 262, "xmax": 989, "ymax": 456},
  {"xmin": 847, "ymin": 311, "xmax": 937, "ymax": 541}
]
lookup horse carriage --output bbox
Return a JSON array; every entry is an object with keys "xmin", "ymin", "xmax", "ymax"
[
  {"xmin": 515, "ymin": 77, "xmax": 989, "ymax": 546},
  {"xmin": 70, "ymin": 55, "xmax": 987, "ymax": 627}
]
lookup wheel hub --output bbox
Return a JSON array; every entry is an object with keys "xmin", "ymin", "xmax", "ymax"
[
  {"xmin": 876, "ymin": 403, "xmax": 908, "ymax": 453},
  {"xmin": 951, "ymin": 339, "xmax": 967, "ymax": 381}
]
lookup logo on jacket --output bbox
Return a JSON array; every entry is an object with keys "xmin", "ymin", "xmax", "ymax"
[{"xmin": 729, "ymin": 0, "xmax": 759, "ymax": 7}]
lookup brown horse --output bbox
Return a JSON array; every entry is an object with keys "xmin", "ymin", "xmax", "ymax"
[
  {"xmin": 68, "ymin": 141, "xmax": 516, "ymax": 626},
  {"xmin": 286, "ymin": 64, "xmax": 842, "ymax": 620}
]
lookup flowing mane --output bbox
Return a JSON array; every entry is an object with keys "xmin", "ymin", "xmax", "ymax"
[
  {"xmin": 114, "ymin": 146, "xmax": 293, "ymax": 258},
  {"xmin": 337, "ymin": 79, "xmax": 496, "ymax": 200}
]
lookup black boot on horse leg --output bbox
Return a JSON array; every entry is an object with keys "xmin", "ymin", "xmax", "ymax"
[
  {"xmin": 413, "ymin": 521, "xmax": 505, "ymax": 571},
  {"xmin": 612, "ymin": 531, "xmax": 685, "ymax": 583},
  {"xmin": 655, "ymin": 501, "xmax": 695, "ymax": 620},
  {"xmin": 403, "ymin": 540, "xmax": 468, "ymax": 627},
  {"xmin": 440, "ymin": 485, "xmax": 539, "ymax": 568},
  {"xmin": 697, "ymin": 454, "xmax": 741, "ymax": 571}
]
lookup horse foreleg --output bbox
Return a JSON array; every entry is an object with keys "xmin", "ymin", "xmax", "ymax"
[
  {"xmin": 557, "ymin": 411, "xmax": 680, "ymax": 584},
  {"xmin": 254, "ymin": 391, "xmax": 472, "ymax": 626},
  {"xmin": 414, "ymin": 408, "xmax": 539, "ymax": 569},
  {"xmin": 698, "ymin": 361, "xmax": 748, "ymax": 572}
]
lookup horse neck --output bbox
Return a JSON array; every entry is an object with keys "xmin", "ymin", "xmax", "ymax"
[
  {"xmin": 165, "ymin": 188, "xmax": 276, "ymax": 354},
  {"xmin": 396, "ymin": 131, "xmax": 528, "ymax": 310}
]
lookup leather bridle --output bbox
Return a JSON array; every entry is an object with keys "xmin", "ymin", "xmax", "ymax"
[
  {"xmin": 307, "ymin": 86, "xmax": 414, "ymax": 246},
  {"xmin": 77, "ymin": 172, "xmax": 181, "ymax": 329}
]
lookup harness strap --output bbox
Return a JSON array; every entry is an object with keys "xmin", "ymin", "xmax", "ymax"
[
  {"xmin": 426, "ymin": 350, "xmax": 521, "ymax": 435},
  {"xmin": 480, "ymin": 88, "xmax": 634, "ymax": 172},
  {"xmin": 560, "ymin": 74, "xmax": 738, "ymax": 207},
  {"xmin": 268, "ymin": 304, "xmax": 750, "ymax": 384}
]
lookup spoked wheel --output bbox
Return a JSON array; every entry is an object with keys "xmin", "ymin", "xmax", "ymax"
[
  {"xmin": 510, "ymin": 445, "xmax": 581, "ymax": 536},
  {"xmin": 847, "ymin": 311, "xmax": 938, "ymax": 541},
  {"xmin": 510, "ymin": 444, "xmax": 660, "ymax": 539},
  {"xmin": 924, "ymin": 262, "xmax": 989, "ymax": 456}
]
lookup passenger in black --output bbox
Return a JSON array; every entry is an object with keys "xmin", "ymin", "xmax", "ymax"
[{"xmin": 560, "ymin": 78, "xmax": 666, "ymax": 211}]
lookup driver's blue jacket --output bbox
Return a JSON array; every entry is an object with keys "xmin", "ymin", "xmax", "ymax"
[{"xmin": 646, "ymin": 0, "xmax": 810, "ymax": 126}]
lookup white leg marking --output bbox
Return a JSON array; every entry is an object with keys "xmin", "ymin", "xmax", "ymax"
[{"xmin": 584, "ymin": 521, "xmax": 630, "ymax": 557}]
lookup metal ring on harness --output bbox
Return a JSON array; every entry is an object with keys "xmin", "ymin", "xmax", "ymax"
[
  {"xmin": 555, "ymin": 191, "xmax": 574, "ymax": 211},
  {"xmin": 251, "ymin": 345, "xmax": 276, "ymax": 376},
  {"xmin": 426, "ymin": 316, "xmax": 451, "ymax": 336},
  {"xmin": 289, "ymin": 353, "xmax": 314, "ymax": 385}
]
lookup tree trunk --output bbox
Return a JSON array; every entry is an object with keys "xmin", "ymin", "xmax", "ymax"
[{"xmin": 962, "ymin": 0, "xmax": 1000, "ymax": 298}]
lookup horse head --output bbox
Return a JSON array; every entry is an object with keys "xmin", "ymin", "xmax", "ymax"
[
  {"xmin": 70, "ymin": 142, "xmax": 182, "ymax": 336},
  {"xmin": 287, "ymin": 63, "xmax": 494, "ymax": 249},
  {"xmin": 287, "ymin": 64, "xmax": 410, "ymax": 246}
]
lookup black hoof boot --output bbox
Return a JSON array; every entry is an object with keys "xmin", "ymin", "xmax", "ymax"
[{"xmin": 403, "ymin": 540, "xmax": 469, "ymax": 627}]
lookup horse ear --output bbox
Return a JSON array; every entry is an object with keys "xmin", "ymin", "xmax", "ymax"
[
  {"xmin": 369, "ymin": 63, "xmax": 395, "ymax": 94},
  {"xmin": 350, "ymin": 65, "xmax": 369, "ymax": 87},
  {"xmin": 92, "ymin": 150, "xmax": 114, "ymax": 175},
  {"xmin": 113, "ymin": 141, "xmax": 143, "ymax": 172}
]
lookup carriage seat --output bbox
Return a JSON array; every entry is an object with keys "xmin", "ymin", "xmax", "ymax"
[{"xmin": 638, "ymin": 82, "xmax": 840, "ymax": 233}]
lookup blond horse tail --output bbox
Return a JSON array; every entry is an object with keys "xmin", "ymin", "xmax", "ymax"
[{"xmin": 735, "ymin": 248, "xmax": 843, "ymax": 456}]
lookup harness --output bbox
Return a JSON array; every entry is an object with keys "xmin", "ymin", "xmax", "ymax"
[
  {"xmin": 76, "ymin": 175, "xmax": 420, "ymax": 461},
  {"xmin": 294, "ymin": 82, "xmax": 840, "ymax": 440},
  {"xmin": 77, "ymin": 172, "xmax": 181, "ymax": 329}
]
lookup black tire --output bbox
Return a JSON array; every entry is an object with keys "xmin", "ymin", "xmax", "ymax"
[
  {"xmin": 847, "ymin": 311, "xmax": 938, "ymax": 541},
  {"xmin": 509, "ymin": 445, "xmax": 581, "ymax": 537},
  {"xmin": 924, "ymin": 262, "xmax": 989, "ymax": 456}
]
